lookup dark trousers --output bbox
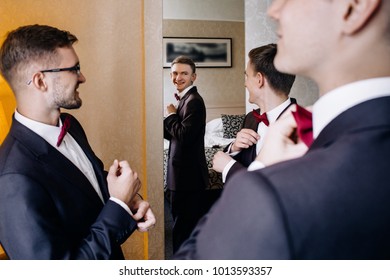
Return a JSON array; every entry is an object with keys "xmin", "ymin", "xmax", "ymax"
[{"xmin": 167, "ymin": 189, "xmax": 207, "ymax": 253}]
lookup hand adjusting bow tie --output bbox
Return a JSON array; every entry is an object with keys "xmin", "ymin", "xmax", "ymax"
[
  {"xmin": 291, "ymin": 105, "xmax": 313, "ymax": 147},
  {"xmin": 174, "ymin": 93, "xmax": 181, "ymax": 101},
  {"xmin": 57, "ymin": 115, "xmax": 71, "ymax": 147},
  {"xmin": 252, "ymin": 110, "xmax": 269, "ymax": 126}
]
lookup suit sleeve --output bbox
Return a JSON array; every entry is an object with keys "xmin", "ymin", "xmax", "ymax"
[
  {"xmin": 222, "ymin": 113, "xmax": 251, "ymax": 153},
  {"xmin": 163, "ymin": 97, "xmax": 205, "ymax": 144},
  {"xmin": 174, "ymin": 170, "xmax": 291, "ymax": 259},
  {"xmin": 225, "ymin": 161, "xmax": 246, "ymax": 181},
  {"xmin": 0, "ymin": 174, "xmax": 137, "ymax": 260}
]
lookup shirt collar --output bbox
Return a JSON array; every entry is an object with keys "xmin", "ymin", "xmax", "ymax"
[
  {"xmin": 14, "ymin": 110, "xmax": 62, "ymax": 147},
  {"xmin": 312, "ymin": 77, "xmax": 390, "ymax": 138},
  {"xmin": 177, "ymin": 85, "xmax": 194, "ymax": 99},
  {"xmin": 266, "ymin": 98, "xmax": 292, "ymax": 123}
]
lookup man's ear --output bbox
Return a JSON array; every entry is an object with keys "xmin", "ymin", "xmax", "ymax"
[
  {"xmin": 256, "ymin": 72, "xmax": 265, "ymax": 88},
  {"xmin": 30, "ymin": 72, "xmax": 47, "ymax": 91},
  {"xmin": 191, "ymin": 73, "xmax": 197, "ymax": 83},
  {"xmin": 341, "ymin": 0, "xmax": 381, "ymax": 34}
]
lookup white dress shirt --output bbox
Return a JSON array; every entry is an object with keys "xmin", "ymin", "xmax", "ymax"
[
  {"xmin": 221, "ymin": 98, "xmax": 292, "ymax": 182},
  {"xmin": 248, "ymin": 77, "xmax": 390, "ymax": 171},
  {"xmin": 176, "ymin": 85, "xmax": 194, "ymax": 100},
  {"xmin": 14, "ymin": 111, "xmax": 132, "ymax": 215},
  {"xmin": 165, "ymin": 85, "xmax": 195, "ymax": 118}
]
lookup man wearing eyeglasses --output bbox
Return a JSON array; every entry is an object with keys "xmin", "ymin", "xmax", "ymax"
[{"xmin": 0, "ymin": 24, "xmax": 156, "ymax": 259}]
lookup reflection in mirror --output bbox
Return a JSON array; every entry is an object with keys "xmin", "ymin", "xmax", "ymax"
[{"xmin": 162, "ymin": 0, "xmax": 245, "ymax": 259}]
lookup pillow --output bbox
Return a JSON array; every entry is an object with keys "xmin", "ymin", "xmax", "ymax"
[
  {"xmin": 205, "ymin": 118, "xmax": 223, "ymax": 135},
  {"xmin": 221, "ymin": 114, "xmax": 245, "ymax": 138}
]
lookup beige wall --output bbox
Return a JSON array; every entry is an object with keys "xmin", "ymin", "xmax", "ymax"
[
  {"xmin": 164, "ymin": 0, "xmax": 244, "ymax": 21},
  {"xmin": 245, "ymin": 0, "xmax": 319, "ymax": 110},
  {"xmin": 163, "ymin": 20, "xmax": 246, "ymax": 120},
  {"xmin": 0, "ymin": 0, "xmax": 164, "ymax": 260}
]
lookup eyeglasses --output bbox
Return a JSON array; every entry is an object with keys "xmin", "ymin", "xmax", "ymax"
[
  {"xmin": 27, "ymin": 64, "xmax": 81, "ymax": 85},
  {"xmin": 41, "ymin": 64, "xmax": 81, "ymax": 75}
]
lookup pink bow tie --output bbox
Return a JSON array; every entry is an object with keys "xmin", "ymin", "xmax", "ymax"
[
  {"xmin": 174, "ymin": 93, "xmax": 180, "ymax": 101},
  {"xmin": 291, "ymin": 105, "xmax": 313, "ymax": 147},
  {"xmin": 57, "ymin": 115, "xmax": 71, "ymax": 147},
  {"xmin": 252, "ymin": 110, "xmax": 269, "ymax": 126}
]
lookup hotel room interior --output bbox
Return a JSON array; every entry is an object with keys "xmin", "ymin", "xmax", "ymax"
[{"xmin": 0, "ymin": 0, "xmax": 318, "ymax": 260}]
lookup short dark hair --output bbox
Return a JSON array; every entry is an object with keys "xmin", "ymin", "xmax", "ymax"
[
  {"xmin": 0, "ymin": 24, "xmax": 77, "ymax": 87},
  {"xmin": 248, "ymin": 44, "xmax": 295, "ymax": 95},
  {"xmin": 171, "ymin": 55, "xmax": 196, "ymax": 74}
]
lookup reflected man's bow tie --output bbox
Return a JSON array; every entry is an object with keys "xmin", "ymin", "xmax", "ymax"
[
  {"xmin": 252, "ymin": 110, "xmax": 269, "ymax": 126},
  {"xmin": 174, "ymin": 93, "xmax": 181, "ymax": 101},
  {"xmin": 291, "ymin": 105, "xmax": 313, "ymax": 147},
  {"xmin": 57, "ymin": 115, "xmax": 71, "ymax": 147}
]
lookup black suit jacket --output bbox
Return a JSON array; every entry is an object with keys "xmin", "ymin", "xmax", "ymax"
[
  {"xmin": 164, "ymin": 86, "xmax": 208, "ymax": 191},
  {"xmin": 225, "ymin": 98, "xmax": 297, "ymax": 181},
  {"xmin": 175, "ymin": 96, "xmax": 390, "ymax": 259},
  {"xmin": 0, "ymin": 113, "xmax": 137, "ymax": 259}
]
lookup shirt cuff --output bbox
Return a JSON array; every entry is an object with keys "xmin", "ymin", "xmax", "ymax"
[
  {"xmin": 226, "ymin": 143, "xmax": 240, "ymax": 157},
  {"xmin": 222, "ymin": 159, "xmax": 236, "ymax": 183},
  {"xmin": 109, "ymin": 197, "xmax": 133, "ymax": 216},
  {"xmin": 247, "ymin": 160, "xmax": 266, "ymax": 171},
  {"xmin": 165, "ymin": 112, "xmax": 176, "ymax": 118}
]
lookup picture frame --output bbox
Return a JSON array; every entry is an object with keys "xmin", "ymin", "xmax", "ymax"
[{"xmin": 163, "ymin": 37, "xmax": 232, "ymax": 68}]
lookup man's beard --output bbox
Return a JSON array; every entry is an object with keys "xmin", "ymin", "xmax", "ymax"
[
  {"xmin": 53, "ymin": 80, "xmax": 82, "ymax": 109},
  {"xmin": 60, "ymin": 98, "xmax": 82, "ymax": 109}
]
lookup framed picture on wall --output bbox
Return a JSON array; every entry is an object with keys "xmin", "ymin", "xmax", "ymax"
[{"xmin": 163, "ymin": 37, "xmax": 232, "ymax": 68}]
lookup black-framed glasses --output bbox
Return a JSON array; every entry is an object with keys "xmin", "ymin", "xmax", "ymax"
[
  {"xmin": 27, "ymin": 64, "xmax": 81, "ymax": 85},
  {"xmin": 41, "ymin": 64, "xmax": 81, "ymax": 75}
]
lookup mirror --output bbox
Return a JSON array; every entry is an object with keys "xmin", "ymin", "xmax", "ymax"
[
  {"xmin": 162, "ymin": 0, "xmax": 245, "ymax": 259},
  {"xmin": 161, "ymin": 0, "xmax": 319, "ymax": 260}
]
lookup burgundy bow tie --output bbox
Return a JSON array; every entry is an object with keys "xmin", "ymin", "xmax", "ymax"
[
  {"xmin": 291, "ymin": 105, "xmax": 313, "ymax": 147},
  {"xmin": 174, "ymin": 93, "xmax": 180, "ymax": 101},
  {"xmin": 57, "ymin": 115, "xmax": 71, "ymax": 147},
  {"xmin": 252, "ymin": 110, "xmax": 269, "ymax": 126}
]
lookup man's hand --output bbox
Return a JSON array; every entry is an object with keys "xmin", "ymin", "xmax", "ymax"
[
  {"xmin": 166, "ymin": 104, "xmax": 177, "ymax": 115},
  {"xmin": 231, "ymin": 128, "xmax": 260, "ymax": 152},
  {"xmin": 212, "ymin": 151, "xmax": 233, "ymax": 173},
  {"xmin": 129, "ymin": 195, "xmax": 157, "ymax": 232},
  {"xmin": 256, "ymin": 105, "xmax": 308, "ymax": 166},
  {"xmin": 107, "ymin": 160, "xmax": 141, "ymax": 207}
]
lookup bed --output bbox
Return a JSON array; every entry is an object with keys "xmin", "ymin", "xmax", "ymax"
[{"xmin": 163, "ymin": 114, "xmax": 246, "ymax": 191}]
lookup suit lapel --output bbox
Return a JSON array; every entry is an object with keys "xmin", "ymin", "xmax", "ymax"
[
  {"xmin": 311, "ymin": 96, "xmax": 390, "ymax": 150},
  {"xmin": 42, "ymin": 149, "xmax": 104, "ymax": 206},
  {"xmin": 63, "ymin": 116, "xmax": 110, "ymax": 201},
  {"xmin": 244, "ymin": 98, "xmax": 298, "ymax": 163},
  {"xmin": 63, "ymin": 115, "xmax": 110, "ymax": 201},
  {"xmin": 177, "ymin": 86, "xmax": 196, "ymax": 113},
  {"xmin": 276, "ymin": 97, "xmax": 297, "ymax": 120},
  {"xmin": 11, "ymin": 117, "xmax": 104, "ymax": 206},
  {"xmin": 247, "ymin": 98, "xmax": 297, "ymax": 129}
]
